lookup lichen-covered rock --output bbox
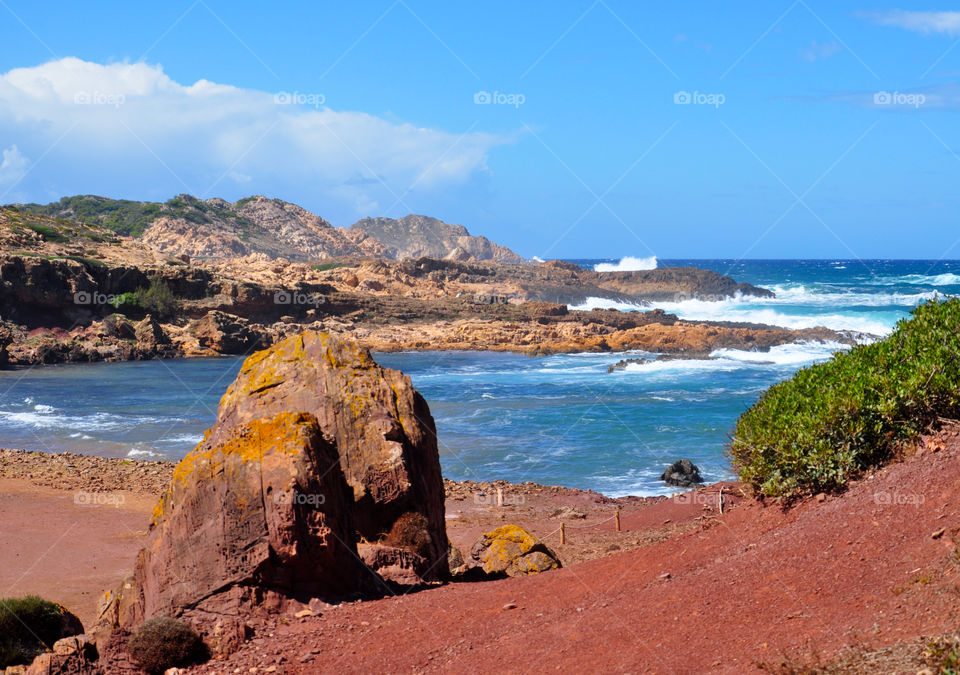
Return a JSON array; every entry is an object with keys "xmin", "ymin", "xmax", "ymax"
[
  {"xmin": 469, "ymin": 525, "xmax": 561, "ymax": 577},
  {"xmin": 210, "ymin": 330, "xmax": 448, "ymax": 581},
  {"xmin": 123, "ymin": 411, "xmax": 366, "ymax": 644},
  {"xmin": 115, "ymin": 331, "xmax": 447, "ymax": 655}
]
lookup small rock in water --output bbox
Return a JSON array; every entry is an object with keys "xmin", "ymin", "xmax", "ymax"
[{"xmin": 660, "ymin": 458, "xmax": 704, "ymax": 487}]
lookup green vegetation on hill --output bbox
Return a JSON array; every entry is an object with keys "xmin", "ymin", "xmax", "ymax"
[
  {"xmin": 731, "ymin": 297, "xmax": 960, "ymax": 498},
  {"xmin": 1, "ymin": 206, "xmax": 122, "ymax": 246},
  {"xmin": 17, "ymin": 195, "xmax": 161, "ymax": 237},
  {"xmin": 15, "ymin": 194, "xmax": 257, "ymax": 238}
]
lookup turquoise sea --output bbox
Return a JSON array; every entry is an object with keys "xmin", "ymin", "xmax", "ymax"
[{"xmin": 1, "ymin": 259, "xmax": 958, "ymax": 496}]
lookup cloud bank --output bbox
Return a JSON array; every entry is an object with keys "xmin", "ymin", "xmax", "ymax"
[
  {"xmin": 863, "ymin": 10, "xmax": 960, "ymax": 37},
  {"xmin": 0, "ymin": 58, "xmax": 507, "ymax": 218}
]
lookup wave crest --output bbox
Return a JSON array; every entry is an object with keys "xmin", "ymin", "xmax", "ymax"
[{"xmin": 594, "ymin": 256, "xmax": 657, "ymax": 272}]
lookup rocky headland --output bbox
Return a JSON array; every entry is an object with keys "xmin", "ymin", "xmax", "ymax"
[{"xmin": 0, "ymin": 204, "xmax": 853, "ymax": 367}]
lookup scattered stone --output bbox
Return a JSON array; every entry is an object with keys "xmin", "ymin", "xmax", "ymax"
[
  {"xmin": 931, "ymin": 528, "xmax": 946, "ymax": 539},
  {"xmin": 469, "ymin": 525, "xmax": 561, "ymax": 577},
  {"xmin": 502, "ymin": 603, "xmax": 517, "ymax": 611},
  {"xmin": 551, "ymin": 506, "xmax": 587, "ymax": 520}
]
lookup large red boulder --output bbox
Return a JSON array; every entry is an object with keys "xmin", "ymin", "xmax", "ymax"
[
  {"xmin": 210, "ymin": 330, "xmax": 448, "ymax": 578},
  {"xmin": 110, "ymin": 331, "xmax": 447, "ymax": 653}
]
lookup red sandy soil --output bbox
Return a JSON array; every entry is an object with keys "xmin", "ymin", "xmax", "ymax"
[
  {"xmin": 189, "ymin": 429, "xmax": 960, "ymax": 674},
  {"xmin": 2, "ymin": 428, "xmax": 959, "ymax": 673},
  {"xmin": 0, "ymin": 478, "xmax": 155, "ymax": 628}
]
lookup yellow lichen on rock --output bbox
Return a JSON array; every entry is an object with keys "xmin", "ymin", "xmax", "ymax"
[
  {"xmin": 471, "ymin": 524, "xmax": 561, "ymax": 577},
  {"xmin": 151, "ymin": 411, "xmax": 319, "ymax": 525}
]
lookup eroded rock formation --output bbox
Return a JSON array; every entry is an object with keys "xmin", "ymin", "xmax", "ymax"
[{"xmin": 110, "ymin": 331, "xmax": 447, "ymax": 654}]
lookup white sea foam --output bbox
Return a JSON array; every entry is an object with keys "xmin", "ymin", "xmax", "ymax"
[
  {"xmin": 160, "ymin": 433, "xmax": 204, "ymax": 445},
  {"xmin": 613, "ymin": 341, "xmax": 844, "ymax": 376},
  {"xmin": 899, "ymin": 273, "xmax": 960, "ymax": 286},
  {"xmin": 594, "ymin": 256, "xmax": 658, "ymax": 272},
  {"xmin": 0, "ymin": 409, "xmax": 165, "ymax": 432},
  {"xmin": 127, "ymin": 448, "xmax": 161, "ymax": 458},
  {"xmin": 568, "ymin": 293, "xmax": 899, "ymax": 336}
]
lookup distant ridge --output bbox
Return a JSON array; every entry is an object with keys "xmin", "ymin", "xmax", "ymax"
[
  {"xmin": 15, "ymin": 194, "xmax": 523, "ymax": 263},
  {"xmin": 349, "ymin": 214, "xmax": 524, "ymax": 263}
]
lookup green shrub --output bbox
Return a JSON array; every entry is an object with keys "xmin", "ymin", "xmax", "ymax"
[
  {"xmin": 135, "ymin": 278, "xmax": 177, "ymax": 317},
  {"xmin": 109, "ymin": 292, "xmax": 141, "ymax": 313},
  {"xmin": 0, "ymin": 596, "xmax": 83, "ymax": 667},
  {"xmin": 311, "ymin": 262, "xmax": 345, "ymax": 272},
  {"xmin": 23, "ymin": 222, "xmax": 69, "ymax": 244},
  {"xmin": 127, "ymin": 616, "xmax": 207, "ymax": 674},
  {"xmin": 731, "ymin": 297, "xmax": 960, "ymax": 499}
]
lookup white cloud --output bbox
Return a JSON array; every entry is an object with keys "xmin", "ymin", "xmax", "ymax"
[
  {"xmin": 0, "ymin": 57, "xmax": 508, "ymax": 219},
  {"xmin": 864, "ymin": 10, "xmax": 960, "ymax": 36},
  {"xmin": 799, "ymin": 41, "xmax": 842, "ymax": 62},
  {"xmin": 0, "ymin": 145, "xmax": 28, "ymax": 185}
]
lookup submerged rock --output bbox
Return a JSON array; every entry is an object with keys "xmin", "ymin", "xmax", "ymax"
[
  {"xmin": 660, "ymin": 458, "xmax": 704, "ymax": 487},
  {"xmin": 469, "ymin": 524, "xmax": 561, "ymax": 577}
]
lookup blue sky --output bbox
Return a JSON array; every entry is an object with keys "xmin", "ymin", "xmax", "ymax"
[{"xmin": 1, "ymin": 1, "xmax": 959, "ymax": 259}]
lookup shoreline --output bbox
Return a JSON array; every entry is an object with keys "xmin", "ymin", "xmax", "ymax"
[
  {"xmin": 0, "ymin": 447, "xmax": 723, "ymax": 631},
  {"xmin": 0, "ymin": 447, "xmax": 679, "ymax": 500}
]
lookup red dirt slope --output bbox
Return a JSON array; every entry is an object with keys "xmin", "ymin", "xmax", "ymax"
[{"xmin": 191, "ymin": 426, "xmax": 960, "ymax": 674}]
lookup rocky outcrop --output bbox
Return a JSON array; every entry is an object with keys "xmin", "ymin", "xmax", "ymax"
[
  {"xmin": 660, "ymin": 459, "xmax": 704, "ymax": 488},
  {"xmin": 122, "ymin": 412, "xmax": 366, "ymax": 652},
  {"xmin": 111, "ymin": 332, "xmax": 447, "ymax": 653},
  {"xmin": 350, "ymin": 215, "xmax": 524, "ymax": 263},
  {"xmin": 188, "ymin": 310, "xmax": 266, "ymax": 354},
  {"xmin": 607, "ymin": 354, "xmax": 719, "ymax": 373},
  {"xmin": 469, "ymin": 525, "xmax": 561, "ymax": 577},
  {"xmin": 211, "ymin": 331, "xmax": 448, "ymax": 579}
]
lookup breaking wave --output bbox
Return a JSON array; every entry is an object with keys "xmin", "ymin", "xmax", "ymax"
[{"xmin": 594, "ymin": 256, "xmax": 658, "ymax": 272}]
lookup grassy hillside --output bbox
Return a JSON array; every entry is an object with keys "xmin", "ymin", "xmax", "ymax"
[
  {"xmin": 15, "ymin": 194, "xmax": 255, "ymax": 238},
  {"xmin": 1, "ymin": 205, "xmax": 122, "ymax": 248},
  {"xmin": 731, "ymin": 297, "xmax": 960, "ymax": 498}
]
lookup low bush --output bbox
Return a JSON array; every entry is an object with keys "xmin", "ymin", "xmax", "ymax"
[
  {"xmin": 0, "ymin": 596, "xmax": 83, "ymax": 667},
  {"xmin": 384, "ymin": 511, "xmax": 433, "ymax": 558},
  {"xmin": 23, "ymin": 222, "xmax": 69, "ymax": 244},
  {"xmin": 135, "ymin": 278, "xmax": 177, "ymax": 317},
  {"xmin": 127, "ymin": 616, "xmax": 207, "ymax": 674},
  {"xmin": 109, "ymin": 292, "xmax": 141, "ymax": 313},
  {"xmin": 731, "ymin": 297, "xmax": 960, "ymax": 498}
]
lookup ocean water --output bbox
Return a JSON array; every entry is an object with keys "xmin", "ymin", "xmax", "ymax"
[{"xmin": 0, "ymin": 259, "xmax": 957, "ymax": 497}]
